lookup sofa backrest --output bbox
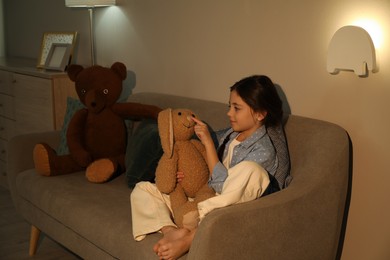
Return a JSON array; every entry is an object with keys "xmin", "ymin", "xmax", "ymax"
[
  {"xmin": 128, "ymin": 92, "xmax": 350, "ymax": 180},
  {"xmin": 127, "ymin": 92, "xmax": 230, "ymax": 132},
  {"xmin": 284, "ymin": 114, "xmax": 349, "ymax": 184}
]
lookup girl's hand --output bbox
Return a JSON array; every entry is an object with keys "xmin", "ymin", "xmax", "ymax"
[
  {"xmin": 191, "ymin": 117, "xmax": 212, "ymax": 146},
  {"xmin": 191, "ymin": 116, "xmax": 219, "ymax": 174},
  {"xmin": 177, "ymin": 171, "xmax": 184, "ymax": 183}
]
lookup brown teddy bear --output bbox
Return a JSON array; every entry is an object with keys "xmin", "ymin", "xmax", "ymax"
[
  {"xmin": 33, "ymin": 62, "xmax": 162, "ymax": 183},
  {"xmin": 155, "ymin": 108, "xmax": 215, "ymax": 229}
]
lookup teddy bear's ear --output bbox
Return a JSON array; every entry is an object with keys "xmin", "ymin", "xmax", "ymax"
[
  {"xmin": 111, "ymin": 62, "xmax": 127, "ymax": 81},
  {"xmin": 67, "ymin": 64, "xmax": 84, "ymax": 82},
  {"xmin": 158, "ymin": 108, "xmax": 174, "ymax": 158}
]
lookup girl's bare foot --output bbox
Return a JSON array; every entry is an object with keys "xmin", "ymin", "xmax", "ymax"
[
  {"xmin": 157, "ymin": 229, "xmax": 195, "ymax": 260},
  {"xmin": 153, "ymin": 226, "xmax": 188, "ymax": 254}
]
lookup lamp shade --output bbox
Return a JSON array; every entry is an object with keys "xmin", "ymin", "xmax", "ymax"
[{"xmin": 65, "ymin": 0, "xmax": 116, "ymax": 7}]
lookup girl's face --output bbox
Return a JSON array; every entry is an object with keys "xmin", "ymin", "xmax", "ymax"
[{"xmin": 227, "ymin": 90, "xmax": 266, "ymax": 141}]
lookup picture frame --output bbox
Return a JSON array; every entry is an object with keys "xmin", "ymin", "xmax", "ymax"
[
  {"xmin": 44, "ymin": 43, "xmax": 73, "ymax": 71},
  {"xmin": 37, "ymin": 31, "xmax": 77, "ymax": 68}
]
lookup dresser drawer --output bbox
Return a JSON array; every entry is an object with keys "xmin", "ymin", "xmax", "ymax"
[
  {"xmin": 0, "ymin": 139, "xmax": 7, "ymax": 162},
  {"xmin": 0, "ymin": 116, "xmax": 15, "ymax": 140},
  {"xmin": 0, "ymin": 70, "xmax": 14, "ymax": 96},
  {"xmin": 0, "ymin": 93, "xmax": 15, "ymax": 119},
  {"xmin": 13, "ymin": 73, "xmax": 54, "ymax": 135},
  {"xmin": 0, "ymin": 159, "xmax": 7, "ymax": 189}
]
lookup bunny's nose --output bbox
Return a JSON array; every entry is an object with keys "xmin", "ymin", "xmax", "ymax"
[{"xmin": 186, "ymin": 115, "xmax": 196, "ymax": 126}]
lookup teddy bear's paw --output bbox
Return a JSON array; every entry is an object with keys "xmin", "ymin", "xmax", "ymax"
[
  {"xmin": 86, "ymin": 158, "xmax": 117, "ymax": 183},
  {"xmin": 33, "ymin": 143, "xmax": 53, "ymax": 176}
]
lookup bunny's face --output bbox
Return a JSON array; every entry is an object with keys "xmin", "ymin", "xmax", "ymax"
[
  {"xmin": 158, "ymin": 108, "xmax": 200, "ymax": 158},
  {"xmin": 172, "ymin": 109, "xmax": 197, "ymax": 141}
]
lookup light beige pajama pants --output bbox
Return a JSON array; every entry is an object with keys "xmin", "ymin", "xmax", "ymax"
[{"xmin": 130, "ymin": 161, "xmax": 270, "ymax": 241}]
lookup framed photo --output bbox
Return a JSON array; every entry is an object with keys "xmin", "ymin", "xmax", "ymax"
[
  {"xmin": 37, "ymin": 32, "xmax": 77, "ymax": 68},
  {"xmin": 44, "ymin": 43, "xmax": 73, "ymax": 71}
]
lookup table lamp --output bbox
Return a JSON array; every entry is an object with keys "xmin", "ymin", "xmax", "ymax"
[{"xmin": 65, "ymin": 0, "xmax": 116, "ymax": 65}]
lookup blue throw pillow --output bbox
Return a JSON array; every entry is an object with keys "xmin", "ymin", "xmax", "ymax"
[
  {"xmin": 125, "ymin": 119, "xmax": 163, "ymax": 188},
  {"xmin": 56, "ymin": 97, "xmax": 85, "ymax": 155},
  {"xmin": 267, "ymin": 124, "xmax": 292, "ymax": 189}
]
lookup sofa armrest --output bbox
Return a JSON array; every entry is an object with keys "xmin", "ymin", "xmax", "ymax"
[
  {"xmin": 187, "ymin": 188, "xmax": 313, "ymax": 259},
  {"xmin": 7, "ymin": 131, "xmax": 61, "ymax": 205},
  {"xmin": 189, "ymin": 181, "xmax": 347, "ymax": 260}
]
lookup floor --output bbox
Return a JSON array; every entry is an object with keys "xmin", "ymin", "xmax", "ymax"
[{"xmin": 0, "ymin": 186, "xmax": 80, "ymax": 259}]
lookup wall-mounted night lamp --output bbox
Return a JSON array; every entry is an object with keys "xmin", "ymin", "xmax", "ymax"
[
  {"xmin": 65, "ymin": 0, "xmax": 116, "ymax": 65},
  {"xmin": 327, "ymin": 25, "xmax": 376, "ymax": 77}
]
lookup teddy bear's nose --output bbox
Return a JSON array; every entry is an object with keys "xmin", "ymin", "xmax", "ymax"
[{"xmin": 91, "ymin": 102, "xmax": 97, "ymax": 107}]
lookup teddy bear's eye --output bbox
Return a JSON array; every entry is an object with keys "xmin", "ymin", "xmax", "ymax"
[
  {"xmin": 178, "ymin": 112, "xmax": 182, "ymax": 116},
  {"xmin": 103, "ymin": 89, "xmax": 109, "ymax": 94},
  {"xmin": 192, "ymin": 114, "xmax": 195, "ymax": 117},
  {"xmin": 81, "ymin": 89, "xmax": 86, "ymax": 95}
]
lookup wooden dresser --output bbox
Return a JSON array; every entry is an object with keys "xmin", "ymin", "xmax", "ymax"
[{"xmin": 0, "ymin": 58, "xmax": 77, "ymax": 189}]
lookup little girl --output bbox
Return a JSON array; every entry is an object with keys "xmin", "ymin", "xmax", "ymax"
[{"xmin": 131, "ymin": 75, "xmax": 287, "ymax": 260}]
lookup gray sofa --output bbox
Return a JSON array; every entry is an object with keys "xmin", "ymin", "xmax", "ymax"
[{"xmin": 7, "ymin": 92, "xmax": 351, "ymax": 260}]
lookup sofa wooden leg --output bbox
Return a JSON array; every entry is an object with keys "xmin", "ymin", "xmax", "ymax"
[{"xmin": 29, "ymin": 225, "xmax": 41, "ymax": 256}]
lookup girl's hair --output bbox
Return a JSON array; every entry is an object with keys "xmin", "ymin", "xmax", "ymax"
[{"xmin": 230, "ymin": 75, "xmax": 283, "ymax": 127}]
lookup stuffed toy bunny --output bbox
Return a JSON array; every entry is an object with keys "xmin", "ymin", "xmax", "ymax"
[{"xmin": 155, "ymin": 108, "xmax": 215, "ymax": 229}]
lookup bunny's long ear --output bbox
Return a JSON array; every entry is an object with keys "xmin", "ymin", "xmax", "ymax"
[{"xmin": 158, "ymin": 108, "xmax": 174, "ymax": 158}]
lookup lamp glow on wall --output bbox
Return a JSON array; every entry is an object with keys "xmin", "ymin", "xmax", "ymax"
[
  {"xmin": 65, "ymin": 0, "xmax": 116, "ymax": 65},
  {"xmin": 327, "ymin": 25, "xmax": 376, "ymax": 77}
]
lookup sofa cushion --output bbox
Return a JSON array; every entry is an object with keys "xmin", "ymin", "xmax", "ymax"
[
  {"xmin": 125, "ymin": 119, "xmax": 163, "ymax": 188},
  {"xmin": 15, "ymin": 170, "xmax": 162, "ymax": 258}
]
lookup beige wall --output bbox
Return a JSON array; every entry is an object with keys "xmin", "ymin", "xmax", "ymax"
[
  {"xmin": 96, "ymin": 1, "xmax": 390, "ymax": 259},
  {"xmin": 4, "ymin": 0, "xmax": 390, "ymax": 259}
]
